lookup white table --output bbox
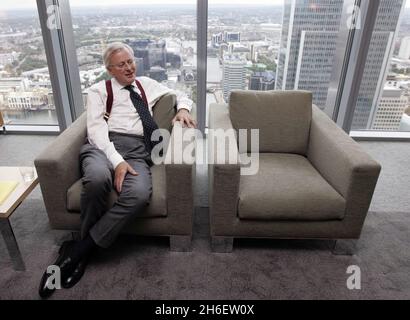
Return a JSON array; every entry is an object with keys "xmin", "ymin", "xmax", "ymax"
[{"xmin": 0, "ymin": 167, "xmax": 39, "ymax": 271}]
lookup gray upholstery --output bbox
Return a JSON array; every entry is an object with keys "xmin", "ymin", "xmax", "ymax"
[
  {"xmin": 209, "ymin": 90, "xmax": 381, "ymax": 251},
  {"xmin": 229, "ymin": 90, "xmax": 312, "ymax": 154},
  {"xmin": 35, "ymin": 93, "xmax": 195, "ymax": 248},
  {"xmin": 238, "ymin": 154, "xmax": 346, "ymax": 221},
  {"xmin": 153, "ymin": 94, "xmax": 176, "ymax": 133}
]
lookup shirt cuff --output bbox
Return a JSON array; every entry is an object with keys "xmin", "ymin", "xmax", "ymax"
[
  {"xmin": 176, "ymin": 104, "xmax": 192, "ymax": 112},
  {"xmin": 110, "ymin": 153, "xmax": 125, "ymax": 170}
]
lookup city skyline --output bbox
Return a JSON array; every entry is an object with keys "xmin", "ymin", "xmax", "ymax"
[{"xmin": 0, "ymin": 0, "xmax": 285, "ymax": 10}]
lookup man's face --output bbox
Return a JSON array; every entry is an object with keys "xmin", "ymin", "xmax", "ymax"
[{"xmin": 107, "ymin": 49, "xmax": 136, "ymax": 86}]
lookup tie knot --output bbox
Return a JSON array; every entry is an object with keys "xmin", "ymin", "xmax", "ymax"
[{"xmin": 123, "ymin": 85, "xmax": 134, "ymax": 92}]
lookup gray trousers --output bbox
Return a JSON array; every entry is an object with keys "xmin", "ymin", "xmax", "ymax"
[{"xmin": 79, "ymin": 132, "xmax": 152, "ymax": 248}]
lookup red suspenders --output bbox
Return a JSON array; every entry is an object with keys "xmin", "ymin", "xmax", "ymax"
[
  {"xmin": 104, "ymin": 79, "xmax": 148, "ymax": 122},
  {"xmin": 104, "ymin": 80, "xmax": 113, "ymax": 121}
]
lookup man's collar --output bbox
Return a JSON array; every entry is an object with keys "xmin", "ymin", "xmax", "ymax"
[{"xmin": 111, "ymin": 77, "xmax": 137, "ymax": 90}]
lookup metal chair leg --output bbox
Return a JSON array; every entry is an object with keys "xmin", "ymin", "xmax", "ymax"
[{"xmin": 0, "ymin": 219, "xmax": 26, "ymax": 271}]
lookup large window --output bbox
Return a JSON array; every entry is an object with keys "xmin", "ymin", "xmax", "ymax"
[
  {"xmin": 351, "ymin": 0, "xmax": 410, "ymax": 134},
  {"xmin": 69, "ymin": 1, "xmax": 197, "ymax": 107},
  {"xmin": 1, "ymin": 0, "xmax": 409, "ymax": 138},
  {"xmin": 207, "ymin": 1, "xmax": 283, "ymax": 117},
  {"xmin": 206, "ymin": 0, "xmax": 353, "ymax": 127},
  {"xmin": 0, "ymin": 1, "xmax": 58, "ymax": 128}
]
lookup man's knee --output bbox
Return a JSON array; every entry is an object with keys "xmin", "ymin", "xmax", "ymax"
[
  {"xmin": 82, "ymin": 170, "xmax": 112, "ymax": 196},
  {"xmin": 117, "ymin": 186, "xmax": 151, "ymax": 212}
]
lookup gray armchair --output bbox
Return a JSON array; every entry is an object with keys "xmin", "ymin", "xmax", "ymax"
[
  {"xmin": 208, "ymin": 90, "xmax": 381, "ymax": 254},
  {"xmin": 35, "ymin": 93, "xmax": 195, "ymax": 251}
]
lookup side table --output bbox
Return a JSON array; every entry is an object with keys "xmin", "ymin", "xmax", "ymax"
[{"xmin": 0, "ymin": 167, "xmax": 39, "ymax": 271}]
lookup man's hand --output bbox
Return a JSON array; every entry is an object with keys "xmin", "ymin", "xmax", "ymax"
[
  {"xmin": 172, "ymin": 108, "xmax": 197, "ymax": 128},
  {"xmin": 114, "ymin": 161, "xmax": 138, "ymax": 193}
]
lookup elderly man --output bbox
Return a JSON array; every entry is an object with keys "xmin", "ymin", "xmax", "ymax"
[{"xmin": 39, "ymin": 42, "xmax": 196, "ymax": 298}]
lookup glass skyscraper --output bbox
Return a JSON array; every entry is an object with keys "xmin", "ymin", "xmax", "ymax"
[
  {"xmin": 275, "ymin": 0, "xmax": 344, "ymax": 109},
  {"xmin": 276, "ymin": 0, "xmax": 405, "ymax": 131}
]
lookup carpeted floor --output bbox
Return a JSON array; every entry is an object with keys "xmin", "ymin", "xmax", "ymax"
[
  {"xmin": 1, "ymin": 136, "xmax": 409, "ymax": 299},
  {"xmin": 1, "ymin": 197, "xmax": 409, "ymax": 300}
]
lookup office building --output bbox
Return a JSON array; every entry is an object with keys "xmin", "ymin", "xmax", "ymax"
[
  {"xmin": 135, "ymin": 57, "xmax": 145, "ymax": 77},
  {"xmin": 249, "ymin": 71, "xmax": 275, "ymax": 91},
  {"xmin": 212, "ymin": 33, "xmax": 224, "ymax": 47},
  {"xmin": 127, "ymin": 39, "xmax": 167, "ymax": 70},
  {"xmin": 224, "ymin": 31, "xmax": 240, "ymax": 43},
  {"xmin": 352, "ymin": 0, "xmax": 405, "ymax": 130},
  {"xmin": 148, "ymin": 40, "xmax": 167, "ymax": 68},
  {"xmin": 370, "ymin": 86, "xmax": 408, "ymax": 131},
  {"xmin": 399, "ymin": 106, "xmax": 410, "ymax": 131},
  {"xmin": 250, "ymin": 44, "xmax": 257, "ymax": 62},
  {"xmin": 275, "ymin": 0, "xmax": 344, "ymax": 109},
  {"xmin": 7, "ymin": 89, "xmax": 49, "ymax": 111},
  {"xmin": 276, "ymin": 0, "xmax": 405, "ymax": 129},
  {"xmin": 398, "ymin": 36, "xmax": 410, "ymax": 60},
  {"xmin": 222, "ymin": 54, "xmax": 246, "ymax": 101}
]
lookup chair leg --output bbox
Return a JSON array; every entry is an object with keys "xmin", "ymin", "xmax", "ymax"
[
  {"xmin": 211, "ymin": 236, "xmax": 233, "ymax": 253},
  {"xmin": 332, "ymin": 239, "xmax": 358, "ymax": 256},
  {"xmin": 0, "ymin": 219, "xmax": 25, "ymax": 271},
  {"xmin": 170, "ymin": 235, "xmax": 192, "ymax": 252}
]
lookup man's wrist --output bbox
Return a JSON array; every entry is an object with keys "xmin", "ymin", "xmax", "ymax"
[
  {"xmin": 177, "ymin": 107, "xmax": 190, "ymax": 113},
  {"xmin": 112, "ymin": 155, "xmax": 125, "ymax": 170}
]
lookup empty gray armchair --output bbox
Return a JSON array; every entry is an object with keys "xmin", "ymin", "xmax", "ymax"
[
  {"xmin": 208, "ymin": 90, "xmax": 381, "ymax": 254},
  {"xmin": 35, "ymin": 93, "xmax": 195, "ymax": 251}
]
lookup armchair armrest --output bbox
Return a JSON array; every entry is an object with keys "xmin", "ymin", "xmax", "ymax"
[
  {"xmin": 34, "ymin": 112, "xmax": 87, "ymax": 227},
  {"xmin": 307, "ymin": 105, "xmax": 381, "ymax": 224},
  {"xmin": 163, "ymin": 121, "xmax": 195, "ymax": 235},
  {"xmin": 208, "ymin": 103, "xmax": 241, "ymax": 236}
]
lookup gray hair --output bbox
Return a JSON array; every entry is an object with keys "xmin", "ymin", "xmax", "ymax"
[{"xmin": 103, "ymin": 42, "xmax": 134, "ymax": 68}]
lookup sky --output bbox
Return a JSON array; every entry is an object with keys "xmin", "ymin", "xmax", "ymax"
[
  {"xmin": 0, "ymin": 0, "xmax": 408, "ymax": 10},
  {"xmin": 2, "ymin": 0, "xmax": 284, "ymax": 10}
]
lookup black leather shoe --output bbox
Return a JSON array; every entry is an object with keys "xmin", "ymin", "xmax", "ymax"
[
  {"xmin": 38, "ymin": 269, "xmax": 57, "ymax": 299},
  {"xmin": 38, "ymin": 240, "xmax": 76, "ymax": 299},
  {"xmin": 62, "ymin": 257, "xmax": 88, "ymax": 289}
]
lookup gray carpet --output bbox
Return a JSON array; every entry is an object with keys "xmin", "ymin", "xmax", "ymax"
[{"xmin": 1, "ymin": 197, "xmax": 409, "ymax": 300}]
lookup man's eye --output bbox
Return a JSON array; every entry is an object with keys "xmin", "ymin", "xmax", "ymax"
[
  {"xmin": 118, "ymin": 63, "xmax": 125, "ymax": 68},
  {"xmin": 127, "ymin": 60, "xmax": 133, "ymax": 64}
]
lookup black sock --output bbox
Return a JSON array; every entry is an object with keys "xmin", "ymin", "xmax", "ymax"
[{"xmin": 70, "ymin": 234, "xmax": 97, "ymax": 263}]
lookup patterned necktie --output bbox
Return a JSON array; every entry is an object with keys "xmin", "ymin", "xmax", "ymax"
[{"xmin": 123, "ymin": 85, "xmax": 159, "ymax": 153}]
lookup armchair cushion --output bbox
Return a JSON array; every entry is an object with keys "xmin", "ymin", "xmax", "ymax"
[
  {"xmin": 66, "ymin": 165, "xmax": 167, "ymax": 217},
  {"xmin": 153, "ymin": 94, "xmax": 177, "ymax": 133},
  {"xmin": 238, "ymin": 154, "xmax": 346, "ymax": 221},
  {"xmin": 229, "ymin": 90, "xmax": 312, "ymax": 155}
]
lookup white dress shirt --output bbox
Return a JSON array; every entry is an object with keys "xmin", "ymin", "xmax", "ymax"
[{"xmin": 86, "ymin": 76, "xmax": 193, "ymax": 169}]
